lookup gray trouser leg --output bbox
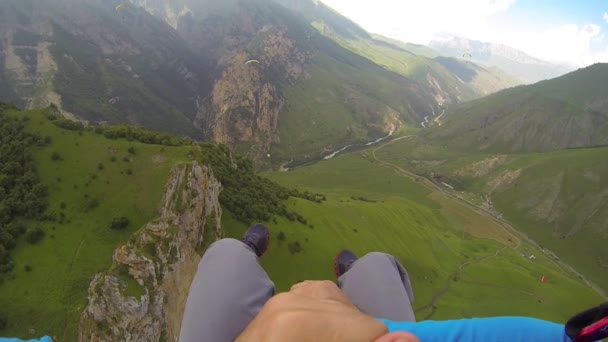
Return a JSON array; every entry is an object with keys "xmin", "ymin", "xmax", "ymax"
[
  {"xmin": 338, "ymin": 252, "xmax": 416, "ymax": 322},
  {"xmin": 179, "ymin": 239, "xmax": 275, "ymax": 342}
]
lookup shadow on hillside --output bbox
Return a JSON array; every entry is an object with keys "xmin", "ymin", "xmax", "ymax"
[{"xmin": 434, "ymin": 56, "xmax": 482, "ymax": 82}]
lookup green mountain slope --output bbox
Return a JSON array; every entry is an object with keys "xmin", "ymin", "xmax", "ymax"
[
  {"xmin": 0, "ymin": 0, "xmax": 204, "ymax": 136},
  {"xmin": 274, "ymin": 0, "xmax": 521, "ymax": 102},
  {"xmin": 429, "ymin": 63, "xmax": 608, "ymax": 152},
  {"xmin": 394, "ymin": 147, "xmax": 608, "ymax": 294},
  {"xmin": 223, "ymin": 149, "xmax": 603, "ymax": 323},
  {"xmin": 0, "ymin": 103, "xmax": 314, "ymax": 339},
  {"xmin": 373, "ymin": 65, "xmax": 608, "ymax": 293},
  {"xmin": 371, "ymin": 34, "xmax": 440, "ymax": 58},
  {"xmin": 0, "ymin": 106, "xmax": 193, "ymax": 339},
  {"xmin": 0, "ymin": 0, "xmax": 443, "ymax": 164},
  {"xmin": 1, "ymin": 105, "xmax": 605, "ymax": 339},
  {"xmin": 133, "ymin": 0, "xmax": 438, "ymax": 163}
]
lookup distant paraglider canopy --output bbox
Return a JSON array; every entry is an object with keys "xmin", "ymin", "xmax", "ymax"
[
  {"xmin": 462, "ymin": 52, "xmax": 472, "ymax": 58},
  {"xmin": 115, "ymin": 3, "xmax": 131, "ymax": 20},
  {"xmin": 114, "ymin": 4, "xmax": 129, "ymax": 12},
  {"xmin": 245, "ymin": 60, "xmax": 260, "ymax": 65},
  {"xmin": 115, "ymin": 3, "xmax": 129, "ymax": 11}
]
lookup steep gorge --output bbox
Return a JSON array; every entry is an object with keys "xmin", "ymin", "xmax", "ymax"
[{"xmin": 79, "ymin": 162, "xmax": 222, "ymax": 342}]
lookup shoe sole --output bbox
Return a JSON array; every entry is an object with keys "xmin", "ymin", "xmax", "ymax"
[
  {"xmin": 333, "ymin": 253, "xmax": 341, "ymax": 278},
  {"xmin": 259, "ymin": 227, "xmax": 271, "ymax": 257}
]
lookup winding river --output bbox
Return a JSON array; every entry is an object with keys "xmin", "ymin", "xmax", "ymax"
[{"xmin": 281, "ymin": 129, "xmax": 395, "ymax": 171}]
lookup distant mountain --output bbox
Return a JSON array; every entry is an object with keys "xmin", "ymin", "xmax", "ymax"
[
  {"xmin": 0, "ymin": 0, "xmax": 205, "ymax": 135},
  {"xmin": 0, "ymin": 0, "xmax": 517, "ymax": 165},
  {"xmin": 0, "ymin": 0, "xmax": 438, "ymax": 164},
  {"xmin": 371, "ymin": 34, "xmax": 439, "ymax": 58},
  {"xmin": 131, "ymin": 0, "xmax": 443, "ymax": 162},
  {"xmin": 275, "ymin": 0, "xmax": 520, "ymax": 102},
  {"xmin": 429, "ymin": 63, "xmax": 608, "ymax": 152},
  {"xmin": 430, "ymin": 36, "xmax": 573, "ymax": 84}
]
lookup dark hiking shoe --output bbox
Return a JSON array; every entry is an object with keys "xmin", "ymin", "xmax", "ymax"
[
  {"xmin": 334, "ymin": 249, "xmax": 358, "ymax": 278},
  {"xmin": 242, "ymin": 223, "xmax": 270, "ymax": 257}
]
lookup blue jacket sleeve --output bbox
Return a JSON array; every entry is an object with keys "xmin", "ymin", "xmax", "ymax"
[
  {"xmin": 378, "ymin": 317, "xmax": 571, "ymax": 342},
  {"xmin": 0, "ymin": 337, "xmax": 52, "ymax": 342}
]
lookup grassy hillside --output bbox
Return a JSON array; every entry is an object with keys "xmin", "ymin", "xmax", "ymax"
[
  {"xmin": 389, "ymin": 145, "xmax": 608, "ymax": 294},
  {"xmin": 0, "ymin": 103, "xmax": 325, "ymax": 340},
  {"xmin": 371, "ymin": 34, "xmax": 440, "ymax": 58},
  {"xmin": 429, "ymin": 63, "xmax": 608, "ymax": 153},
  {"xmin": 1, "ymin": 103, "xmax": 605, "ymax": 338},
  {"xmin": 223, "ymin": 149, "xmax": 604, "ymax": 323},
  {"xmin": 0, "ymin": 107, "xmax": 193, "ymax": 339},
  {"xmin": 271, "ymin": 50, "xmax": 432, "ymax": 162},
  {"xmin": 275, "ymin": 0, "xmax": 520, "ymax": 102}
]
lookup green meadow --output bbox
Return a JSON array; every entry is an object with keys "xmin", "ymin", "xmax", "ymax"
[
  {"xmin": 223, "ymin": 151, "xmax": 604, "ymax": 323},
  {"xmin": 0, "ymin": 109, "xmax": 191, "ymax": 339},
  {"xmin": 1, "ymin": 109, "xmax": 604, "ymax": 341},
  {"xmin": 373, "ymin": 134, "xmax": 608, "ymax": 294}
]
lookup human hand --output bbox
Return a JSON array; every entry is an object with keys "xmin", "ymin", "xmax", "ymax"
[{"xmin": 236, "ymin": 280, "xmax": 418, "ymax": 342}]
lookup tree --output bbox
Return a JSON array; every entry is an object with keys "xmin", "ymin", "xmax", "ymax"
[
  {"xmin": 51, "ymin": 152, "xmax": 62, "ymax": 161},
  {"xmin": 277, "ymin": 231, "xmax": 286, "ymax": 241},
  {"xmin": 0, "ymin": 312, "xmax": 7, "ymax": 330},
  {"xmin": 26, "ymin": 228, "xmax": 45, "ymax": 244},
  {"xmin": 97, "ymin": 163, "xmax": 104, "ymax": 171},
  {"xmin": 110, "ymin": 217, "xmax": 130, "ymax": 230},
  {"xmin": 0, "ymin": 231, "xmax": 16, "ymax": 250},
  {"xmin": 83, "ymin": 198, "xmax": 100, "ymax": 212},
  {"xmin": 288, "ymin": 241, "xmax": 302, "ymax": 254},
  {"xmin": 127, "ymin": 147, "xmax": 136, "ymax": 155}
]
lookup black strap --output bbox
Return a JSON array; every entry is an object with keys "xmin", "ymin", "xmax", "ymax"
[{"xmin": 565, "ymin": 302, "xmax": 608, "ymax": 341}]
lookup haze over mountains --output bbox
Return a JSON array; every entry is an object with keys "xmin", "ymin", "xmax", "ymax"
[
  {"xmin": 0, "ymin": 0, "xmax": 536, "ymax": 164},
  {"xmin": 430, "ymin": 36, "xmax": 573, "ymax": 84}
]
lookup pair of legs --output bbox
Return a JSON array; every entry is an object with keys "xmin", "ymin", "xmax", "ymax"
[{"xmin": 179, "ymin": 225, "xmax": 416, "ymax": 342}]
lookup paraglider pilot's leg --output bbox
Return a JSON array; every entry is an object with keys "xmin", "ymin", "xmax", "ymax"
[
  {"xmin": 179, "ymin": 237, "xmax": 274, "ymax": 342},
  {"xmin": 338, "ymin": 252, "xmax": 416, "ymax": 322}
]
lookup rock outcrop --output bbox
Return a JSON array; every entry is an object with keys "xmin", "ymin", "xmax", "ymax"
[
  {"xmin": 79, "ymin": 162, "xmax": 222, "ymax": 342},
  {"xmin": 194, "ymin": 21, "xmax": 311, "ymax": 161}
]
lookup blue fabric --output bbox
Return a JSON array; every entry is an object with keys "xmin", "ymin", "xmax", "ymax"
[
  {"xmin": 378, "ymin": 317, "xmax": 572, "ymax": 342},
  {"xmin": 0, "ymin": 337, "xmax": 52, "ymax": 342}
]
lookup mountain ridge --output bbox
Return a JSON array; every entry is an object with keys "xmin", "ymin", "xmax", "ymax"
[
  {"xmin": 430, "ymin": 36, "xmax": 573, "ymax": 84},
  {"xmin": 428, "ymin": 63, "xmax": 608, "ymax": 153},
  {"xmin": 0, "ymin": 0, "xmax": 524, "ymax": 164}
]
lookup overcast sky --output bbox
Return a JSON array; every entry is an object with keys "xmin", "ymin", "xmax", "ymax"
[{"xmin": 319, "ymin": 0, "xmax": 608, "ymax": 67}]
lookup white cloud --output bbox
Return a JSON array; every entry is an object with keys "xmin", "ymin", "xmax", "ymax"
[
  {"xmin": 504, "ymin": 23, "xmax": 607, "ymax": 67},
  {"xmin": 320, "ymin": 0, "xmax": 516, "ymax": 44},
  {"xmin": 604, "ymin": 12, "xmax": 608, "ymax": 24}
]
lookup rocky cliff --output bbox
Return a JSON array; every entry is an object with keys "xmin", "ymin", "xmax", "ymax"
[
  {"xmin": 79, "ymin": 162, "xmax": 222, "ymax": 342},
  {"xmin": 198, "ymin": 27, "xmax": 310, "ymax": 159}
]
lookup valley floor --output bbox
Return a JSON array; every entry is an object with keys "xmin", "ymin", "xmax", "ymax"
[{"xmin": 223, "ymin": 134, "xmax": 605, "ymax": 323}]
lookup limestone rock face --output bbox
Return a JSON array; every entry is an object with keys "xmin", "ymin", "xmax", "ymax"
[{"xmin": 79, "ymin": 162, "xmax": 222, "ymax": 342}]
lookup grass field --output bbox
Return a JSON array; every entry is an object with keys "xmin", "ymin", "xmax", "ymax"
[
  {"xmin": 370, "ymin": 135, "xmax": 608, "ymax": 294},
  {"xmin": 2, "ymin": 109, "xmax": 605, "ymax": 339},
  {"xmin": 222, "ymin": 151, "xmax": 604, "ymax": 323},
  {"xmin": 0, "ymin": 110, "xmax": 191, "ymax": 340}
]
